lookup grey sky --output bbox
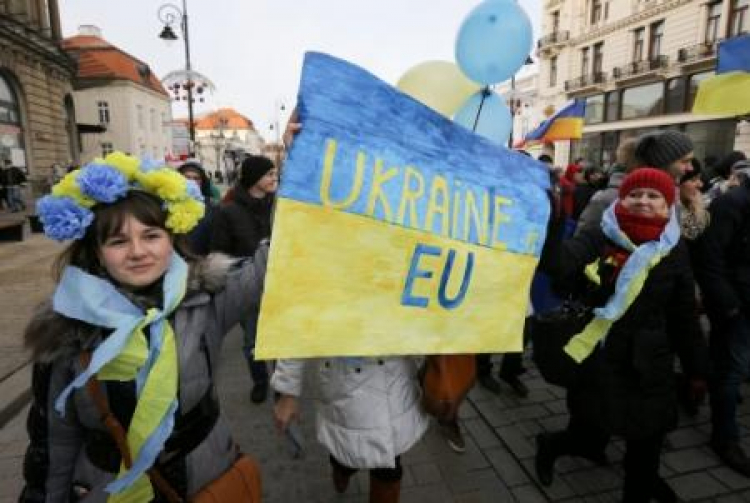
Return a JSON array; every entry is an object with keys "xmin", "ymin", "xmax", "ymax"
[{"xmin": 60, "ymin": 0, "xmax": 541, "ymax": 142}]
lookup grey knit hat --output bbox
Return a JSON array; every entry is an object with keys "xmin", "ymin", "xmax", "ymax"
[{"xmin": 634, "ymin": 131, "xmax": 694, "ymax": 169}]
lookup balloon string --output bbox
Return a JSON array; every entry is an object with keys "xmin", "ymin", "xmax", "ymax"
[{"xmin": 472, "ymin": 86, "xmax": 491, "ymax": 132}]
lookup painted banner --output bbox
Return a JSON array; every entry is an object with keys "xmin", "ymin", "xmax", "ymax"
[{"xmin": 255, "ymin": 52, "xmax": 550, "ymax": 359}]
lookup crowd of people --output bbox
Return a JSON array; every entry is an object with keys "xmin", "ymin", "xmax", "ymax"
[{"xmin": 14, "ymin": 120, "xmax": 750, "ymax": 502}]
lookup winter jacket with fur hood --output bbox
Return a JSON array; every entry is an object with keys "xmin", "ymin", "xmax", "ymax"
[{"xmin": 20, "ymin": 247, "xmax": 267, "ymax": 502}]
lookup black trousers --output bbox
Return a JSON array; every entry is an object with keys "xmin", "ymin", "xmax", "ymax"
[
  {"xmin": 329, "ymin": 455, "xmax": 403, "ymax": 482},
  {"xmin": 476, "ymin": 352, "xmax": 524, "ymax": 378}
]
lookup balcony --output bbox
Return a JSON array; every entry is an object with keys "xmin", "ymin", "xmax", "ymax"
[
  {"xmin": 537, "ymin": 30, "xmax": 570, "ymax": 57},
  {"xmin": 564, "ymin": 72, "xmax": 607, "ymax": 93},
  {"xmin": 677, "ymin": 40, "xmax": 719, "ymax": 70},
  {"xmin": 612, "ymin": 55, "xmax": 669, "ymax": 83}
]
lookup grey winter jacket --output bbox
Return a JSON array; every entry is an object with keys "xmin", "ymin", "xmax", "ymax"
[
  {"xmin": 20, "ymin": 248, "xmax": 267, "ymax": 502},
  {"xmin": 271, "ymin": 357, "xmax": 429, "ymax": 469}
]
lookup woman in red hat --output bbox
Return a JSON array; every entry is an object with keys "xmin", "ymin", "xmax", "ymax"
[{"xmin": 534, "ymin": 167, "xmax": 708, "ymax": 502}]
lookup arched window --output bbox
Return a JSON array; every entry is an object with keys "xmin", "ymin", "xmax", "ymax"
[
  {"xmin": 0, "ymin": 74, "xmax": 21, "ymax": 125},
  {"xmin": 0, "ymin": 73, "xmax": 25, "ymax": 166}
]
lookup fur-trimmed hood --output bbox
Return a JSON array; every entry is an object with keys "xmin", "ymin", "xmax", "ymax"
[{"xmin": 25, "ymin": 253, "xmax": 238, "ymax": 363}]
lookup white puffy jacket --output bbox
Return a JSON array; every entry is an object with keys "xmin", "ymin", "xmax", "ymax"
[{"xmin": 271, "ymin": 356, "xmax": 429, "ymax": 469}]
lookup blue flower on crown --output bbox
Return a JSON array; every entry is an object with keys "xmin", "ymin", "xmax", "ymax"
[
  {"xmin": 77, "ymin": 164, "xmax": 129, "ymax": 203},
  {"xmin": 37, "ymin": 196, "xmax": 94, "ymax": 241},
  {"xmin": 185, "ymin": 180, "xmax": 204, "ymax": 203}
]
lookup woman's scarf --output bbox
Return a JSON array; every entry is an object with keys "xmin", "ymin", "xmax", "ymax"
[
  {"xmin": 52, "ymin": 253, "xmax": 188, "ymax": 502},
  {"xmin": 563, "ymin": 203, "xmax": 680, "ymax": 363}
]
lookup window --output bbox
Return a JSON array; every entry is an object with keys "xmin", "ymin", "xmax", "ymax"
[
  {"xmin": 591, "ymin": 0, "xmax": 603, "ymax": 24},
  {"xmin": 687, "ymin": 71, "xmax": 714, "ymax": 109},
  {"xmin": 101, "ymin": 142, "xmax": 114, "ymax": 157},
  {"xmin": 585, "ymin": 94, "xmax": 605, "ymax": 124},
  {"xmin": 593, "ymin": 43, "xmax": 604, "ymax": 74},
  {"xmin": 649, "ymin": 20, "xmax": 664, "ymax": 59},
  {"xmin": 729, "ymin": 0, "xmax": 749, "ymax": 36},
  {"xmin": 551, "ymin": 10, "xmax": 560, "ymax": 32},
  {"xmin": 621, "ymin": 82, "xmax": 664, "ymax": 119},
  {"xmin": 581, "ymin": 47, "xmax": 591, "ymax": 75},
  {"xmin": 161, "ymin": 112, "xmax": 167, "ymax": 132},
  {"xmin": 605, "ymin": 91, "xmax": 620, "ymax": 121},
  {"xmin": 550, "ymin": 56, "xmax": 558, "ymax": 87},
  {"xmin": 136, "ymin": 105, "xmax": 144, "ymax": 128},
  {"xmin": 633, "ymin": 28, "xmax": 645, "ymax": 62},
  {"xmin": 97, "ymin": 101, "xmax": 110, "ymax": 124},
  {"xmin": 665, "ymin": 77, "xmax": 687, "ymax": 114},
  {"xmin": 149, "ymin": 108, "xmax": 156, "ymax": 131},
  {"xmin": 706, "ymin": 1, "xmax": 722, "ymax": 43}
]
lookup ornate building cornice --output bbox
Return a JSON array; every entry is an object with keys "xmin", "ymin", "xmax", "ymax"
[
  {"xmin": 0, "ymin": 13, "xmax": 75, "ymax": 75},
  {"xmin": 571, "ymin": 0, "xmax": 695, "ymax": 45}
]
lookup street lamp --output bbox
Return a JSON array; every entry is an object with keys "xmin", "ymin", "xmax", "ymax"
[{"xmin": 158, "ymin": 1, "xmax": 194, "ymax": 153}]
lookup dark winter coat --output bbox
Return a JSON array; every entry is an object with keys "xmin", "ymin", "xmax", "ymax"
[
  {"xmin": 540, "ymin": 225, "xmax": 708, "ymax": 439},
  {"xmin": 692, "ymin": 182, "xmax": 750, "ymax": 321},
  {"xmin": 20, "ymin": 250, "xmax": 267, "ymax": 502},
  {"xmin": 209, "ymin": 185, "xmax": 273, "ymax": 257}
]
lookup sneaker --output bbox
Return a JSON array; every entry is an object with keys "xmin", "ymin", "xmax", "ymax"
[
  {"xmin": 477, "ymin": 374, "xmax": 502, "ymax": 394},
  {"xmin": 250, "ymin": 382, "xmax": 269, "ymax": 404},
  {"xmin": 440, "ymin": 420, "xmax": 466, "ymax": 453},
  {"xmin": 500, "ymin": 374, "xmax": 529, "ymax": 398},
  {"xmin": 712, "ymin": 441, "xmax": 750, "ymax": 477}
]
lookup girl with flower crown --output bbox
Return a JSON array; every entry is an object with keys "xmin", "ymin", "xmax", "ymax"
[
  {"xmin": 19, "ymin": 152, "xmax": 267, "ymax": 502},
  {"xmin": 533, "ymin": 168, "xmax": 708, "ymax": 502}
]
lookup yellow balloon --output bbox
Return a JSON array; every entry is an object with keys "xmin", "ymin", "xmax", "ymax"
[{"xmin": 396, "ymin": 61, "xmax": 480, "ymax": 118}]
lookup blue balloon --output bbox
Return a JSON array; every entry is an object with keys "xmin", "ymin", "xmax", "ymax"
[
  {"xmin": 454, "ymin": 90, "xmax": 512, "ymax": 146},
  {"xmin": 455, "ymin": 0, "xmax": 533, "ymax": 85}
]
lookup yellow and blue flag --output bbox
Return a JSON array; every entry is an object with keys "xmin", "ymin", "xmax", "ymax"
[
  {"xmin": 521, "ymin": 99, "xmax": 586, "ymax": 146},
  {"xmin": 693, "ymin": 35, "xmax": 750, "ymax": 116},
  {"xmin": 255, "ymin": 53, "xmax": 550, "ymax": 359}
]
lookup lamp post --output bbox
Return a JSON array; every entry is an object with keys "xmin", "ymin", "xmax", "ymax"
[
  {"xmin": 268, "ymin": 101, "xmax": 286, "ymax": 167},
  {"xmin": 158, "ymin": 0, "xmax": 195, "ymax": 155}
]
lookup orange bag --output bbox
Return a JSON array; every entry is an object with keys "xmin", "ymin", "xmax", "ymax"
[
  {"xmin": 420, "ymin": 354, "xmax": 476, "ymax": 421},
  {"xmin": 192, "ymin": 454, "xmax": 262, "ymax": 503}
]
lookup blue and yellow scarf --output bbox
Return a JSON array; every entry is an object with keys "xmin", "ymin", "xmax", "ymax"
[
  {"xmin": 564, "ymin": 203, "xmax": 680, "ymax": 363},
  {"xmin": 53, "ymin": 252, "xmax": 188, "ymax": 502}
]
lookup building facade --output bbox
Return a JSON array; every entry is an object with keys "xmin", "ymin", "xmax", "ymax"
[
  {"xmin": 0, "ymin": 0, "xmax": 76, "ymax": 193},
  {"xmin": 191, "ymin": 107, "xmax": 265, "ymax": 178},
  {"xmin": 62, "ymin": 26, "xmax": 173, "ymax": 163},
  {"xmin": 536, "ymin": 0, "xmax": 749, "ymax": 168}
]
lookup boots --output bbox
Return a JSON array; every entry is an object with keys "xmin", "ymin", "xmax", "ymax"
[
  {"xmin": 369, "ymin": 475, "xmax": 401, "ymax": 503},
  {"xmin": 331, "ymin": 462, "xmax": 353, "ymax": 494},
  {"xmin": 535, "ymin": 432, "xmax": 564, "ymax": 486}
]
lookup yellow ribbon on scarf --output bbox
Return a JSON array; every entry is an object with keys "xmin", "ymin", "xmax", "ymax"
[
  {"xmin": 98, "ymin": 308, "xmax": 179, "ymax": 503},
  {"xmin": 564, "ymin": 252, "xmax": 667, "ymax": 363}
]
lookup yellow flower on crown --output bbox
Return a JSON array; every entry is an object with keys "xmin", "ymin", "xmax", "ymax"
[
  {"xmin": 51, "ymin": 170, "xmax": 96, "ymax": 207},
  {"xmin": 138, "ymin": 168, "xmax": 187, "ymax": 202},
  {"xmin": 104, "ymin": 152, "xmax": 141, "ymax": 181},
  {"xmin": 166, "ymin": 198, "xmax": 205, "ymax": 233}
]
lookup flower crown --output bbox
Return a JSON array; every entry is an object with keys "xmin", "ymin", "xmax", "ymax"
[{"xmin": 37, "ymin": 152, "xmax": 205, "ymax": 241}]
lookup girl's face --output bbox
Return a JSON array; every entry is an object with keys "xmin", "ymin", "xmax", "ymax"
[
  {"xmin": 621, "ymin": 188, "xmax": 670, "ymax": 218},
  {"xmin": 680, "ymin": 176, "xmax": 703, "ymax": 200},
  {"xmin": 252, "ymin": 168, "xmax": 279, "ymax": 195},
  {"xmin": 97, "ymin": 215, "xmax": 173, "ymax": 290}
]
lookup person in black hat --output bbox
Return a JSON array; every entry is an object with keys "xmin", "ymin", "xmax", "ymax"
[
  {"xmin": 210, "ymin": 154, "xmax": 278, "ymax": 403},
  {"xmin": 635, "ymin": 130, "xmax": 694, "ymax": 181}
]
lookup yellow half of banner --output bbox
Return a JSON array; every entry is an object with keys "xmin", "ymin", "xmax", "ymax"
[
  {"xmin": 256, "ymin": 198, "xmax": 538, "ymax": 359},
  {"xmin": 693, "ymin": 71, "xmax": 750, "ymax": 116}
]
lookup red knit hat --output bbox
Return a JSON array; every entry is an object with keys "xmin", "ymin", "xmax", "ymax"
[{"xmin": 619, "ymin": 167, "xmax": 676, "ymax": 206}]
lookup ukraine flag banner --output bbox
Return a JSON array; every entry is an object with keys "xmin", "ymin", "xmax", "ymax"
[
  {"xmin": 522, "ymin": 99, "xmax": 586, "ymax": 146},
  {"xmin": 693, "ymin": 35, "xmax": 750, "ymax": 116},
  {"xmin": 255, "ymin": 53, "xmax": 550, "ymax": 359}
]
